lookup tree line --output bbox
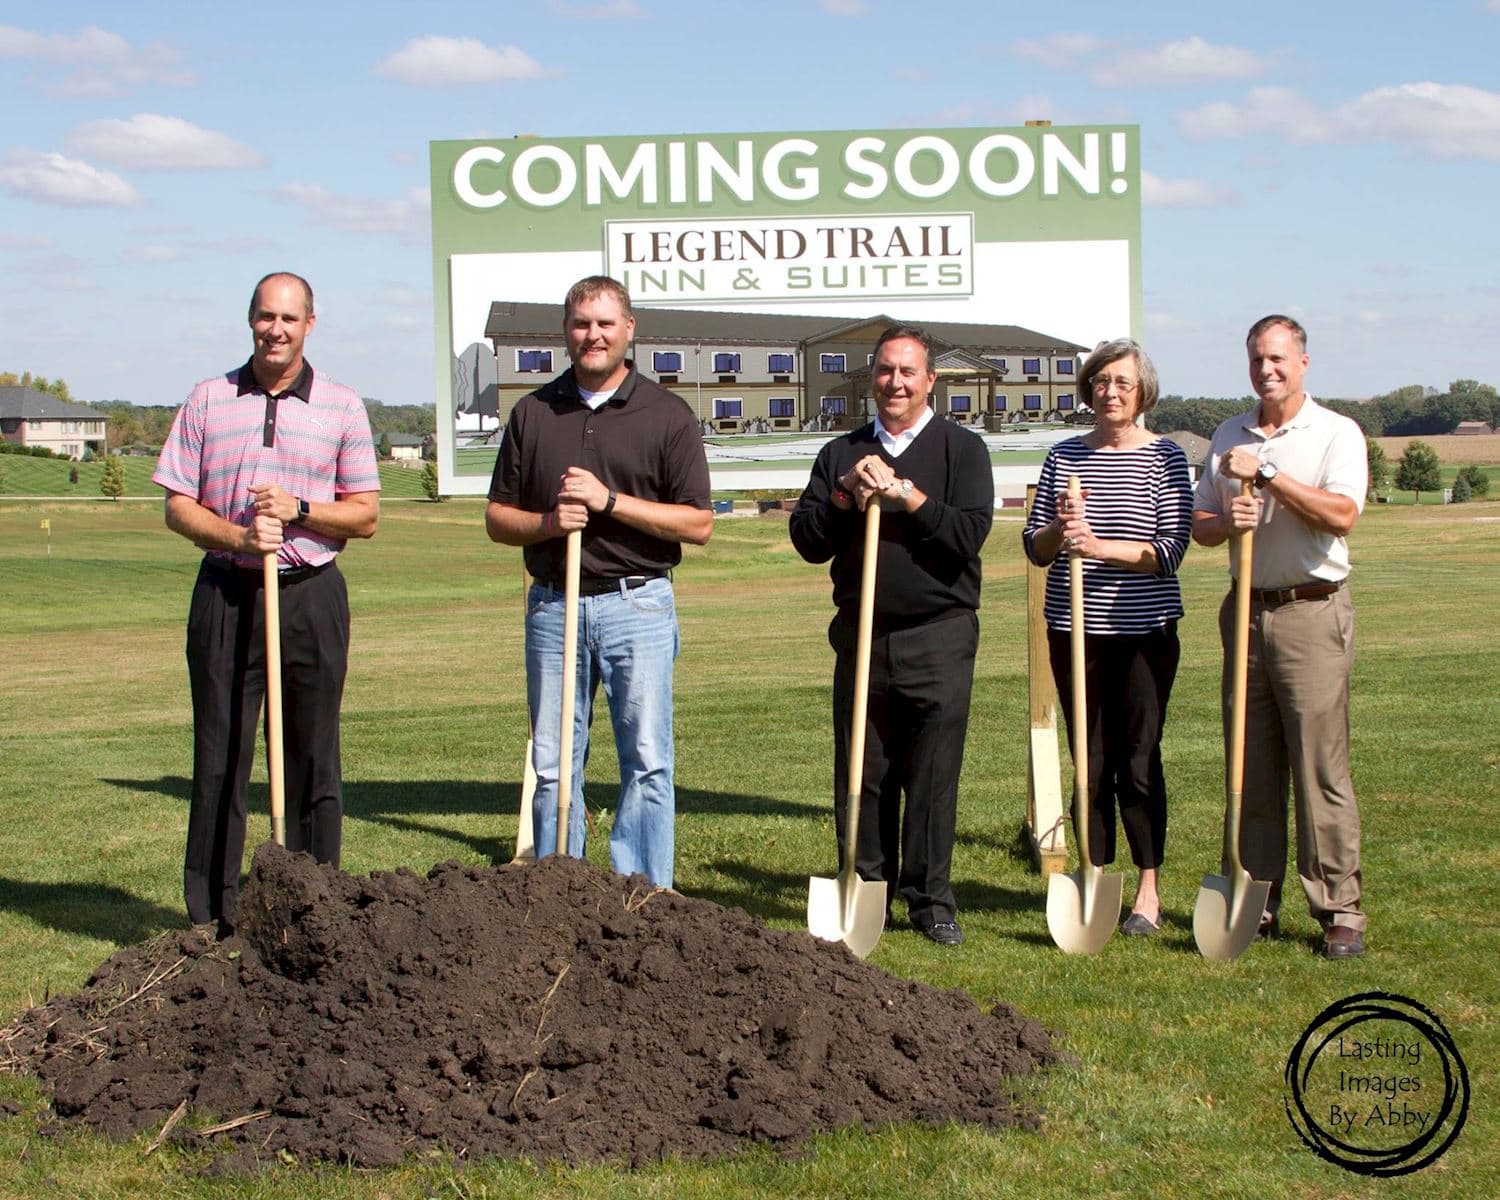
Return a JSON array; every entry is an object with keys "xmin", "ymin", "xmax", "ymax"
[
  {"xmin": 3, "ymin": 372, "xmax": 435, "ymax": 454},
  {"xmin": 1145, "ymin": 380, "xmax": 1500, "ymax": 440}
]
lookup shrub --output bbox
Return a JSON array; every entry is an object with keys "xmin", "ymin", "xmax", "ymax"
[
  {"xmin": 1452, "ymin": 475, "xmax": 1472, "ymax": 503},
  {"xmin": 1456, "ymin": 465, "xmax": 1490, "ymax": 497},
  {"xmin": 421, "ymin": 459, "xmax": 442, "ymax": 502}
]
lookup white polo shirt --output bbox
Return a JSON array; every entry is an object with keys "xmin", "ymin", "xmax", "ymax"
[{"xmin": 1194, "ymin": 395, "xmax": 1367, "ymax": 588}]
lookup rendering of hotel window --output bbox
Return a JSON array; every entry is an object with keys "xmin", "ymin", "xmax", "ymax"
[
  {"xmin": 768, "ymin": 397, "xmax": 795, "ymax": 417},
  {"xmin": 1023, "ymin": 393, "xmax": 1043, "ymax": 411},
  {"xmin": 653, "ymin": 351, "xmax": 683, "ymax": 373},
  {"xmin": 1058, "ymin": 394, "xmax": 1074, "ymax": 410},
  {"xmin": 714, "ymin": 398, "xmax": 743, "ymax": 419},
  {"xmin": 1056, "ymin": 358, "xmax": 1075, "ymax": 375},
  {"xmin": 516, "ymin": 349, "xmax": 553, "ymax": 373},
  {"xmin": 713, "ymin": 352, "xmax": 741, "ymax": 374},
  {"xmin": 820, "ymin": 395, "xmax": 846, "ymax": 415},
  {"xmin": 819, "ymin": 353, "xmax": 846, "ymax": 374},
  {"xmin": 1022, "ymin": 357, "xmax": 1041, "ymax": 376},
  {"xmin": 767, "ymin": 353, "xmax": 794, "ymax": 374},
  {"xmin": 950, "ymin": 394, "xmax": 972, "ymax": 413}
]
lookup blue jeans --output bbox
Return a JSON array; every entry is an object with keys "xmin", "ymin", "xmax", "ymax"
[{"xmin": 525, "ymin": 576, "xmax": 680, "ymax": 887}]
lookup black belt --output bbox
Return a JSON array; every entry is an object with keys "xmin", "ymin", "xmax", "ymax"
[
  {"xmin": 206, "ymin": 558, "xmax": 334, "ymax": 587},
  {"xmin": 1250, "ymin": 579, "xmax": 1344, "ymax": 607},
  {"xmin": 538, "ymin": 571, "xmax": 665, "ymax": 597}
]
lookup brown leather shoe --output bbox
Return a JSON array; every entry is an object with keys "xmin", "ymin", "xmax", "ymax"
[{"xmin": 1319, "ymin": 925, "xmax": 1365, "ymax": 959}]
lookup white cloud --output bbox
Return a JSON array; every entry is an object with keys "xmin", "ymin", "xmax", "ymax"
[
  {"xmin": 374, "ymin": 36, "xmax": 551, "ymax": 87},
  {"xmin": 272, "ymin": 183, "xmax": 430, "ymax": 241},
  {"xmin": 65, "ymin": 114, "xmax": 265, "ymax": 171},
  {"xmin": 821, "ymin": 0, "xmax": 868, "ymax": 14},
  {"xmin": 0, "ymin": 150, "xmax": 142, "ymax": 208},
  {"xmin": 1178, "ymin": 86, "xmax": 1333, "ymax": 141},
  {"xmin": 0, "ymin": 23, "xmax": 194, "ymax": 96},
  {"xmin": 545, "ymin": 0, "xmax": 643, "ymax": 15},
  {"xmin": 120, "ymin": 244, "xmax": 181, "ymax": 264},
  {"xmin": 1009, "ymin": 33, "xmax": 1264, "ymax": 86},
  {"xmin": 1141, "ymin": 170, "xmax": 1236, "ymax": 207},
  {"xmin": 1009, "ymin": 33, "xmax": 1104, "ymax": 68},
  {"xmin": 1093, "ymin": 36, "xmax": 1267, "ymax": 87},
  {"xmin": 1337, "ymin": 82, "xmax": 1500, "ymax": 158},
  {"xmin": 1180, "ymin": 82, "xmax": 1500, "ymax": 159},
  {"xmin": 0, "ymin": 232, "xmax": 51, "ymax": 250}
]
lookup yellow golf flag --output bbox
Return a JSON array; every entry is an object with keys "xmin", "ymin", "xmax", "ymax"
[{"xmin": 40, "ymin": 519, "xmax": 51, "ymax": 531}]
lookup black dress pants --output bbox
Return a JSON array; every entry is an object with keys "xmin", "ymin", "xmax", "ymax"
[
  {"xmin": 831, "ymin": 609, "xmax": 979, "ymax": 926},
  {"xmin": 1048, "ymin": 622, "xmax": 1179, "ymax": 870},
  {"xmin": 183, "ymin": 558, "xmax": 349, "ymax": 928}
]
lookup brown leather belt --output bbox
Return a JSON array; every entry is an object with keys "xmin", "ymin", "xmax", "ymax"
[{"xmin": 1249, "ymin": 580, "xmax": 1344, "ymax": 606}]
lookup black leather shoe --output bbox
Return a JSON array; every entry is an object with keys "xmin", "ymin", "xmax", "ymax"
[
  {"xmin": 1256, "ymin": 911, "xmax": 1280, "ymax": 941},
  {"xmin": 914, "ymin": 918, "xmax": 963, "ymax": 945},
  {"xmin": 1319, "ymin": 926, "xmax": 1365, "ymax": 959}
]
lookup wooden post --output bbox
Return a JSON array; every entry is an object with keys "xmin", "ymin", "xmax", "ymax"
[{"xmin": 1023, "ymin": 484, "xmax": 1068, "ymax": 875}]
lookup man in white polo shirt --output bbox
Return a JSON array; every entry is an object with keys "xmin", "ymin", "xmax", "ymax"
[{"xmin": 1192, "ymin": 314, "xmax": 1368, "ymax": 959}]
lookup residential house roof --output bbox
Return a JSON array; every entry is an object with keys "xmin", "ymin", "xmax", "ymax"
[
  {"xmin": 0, "ymin": 386, "xmax": 107, "ymax": 421},
  {"xmin": 484, "ymin": 303, "xmax": 1087, "ymax": 355}
]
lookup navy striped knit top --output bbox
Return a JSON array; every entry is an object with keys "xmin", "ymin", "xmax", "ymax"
[{"xmin": 1022, "ymin": 436, "xmax": 1193, "ymax": 635}]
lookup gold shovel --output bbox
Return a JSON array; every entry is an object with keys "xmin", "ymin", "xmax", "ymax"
[
  {"xmin": 807, "ymin": 500, "xmax": 888, "ymax": 958},
  {"xmin": 1046, "ymin": 475, "xmax": 1123, "ymax": 953},
  {"xmin": 1194, "ymin": 480, "xmax": 1273, "ymax": 960}
]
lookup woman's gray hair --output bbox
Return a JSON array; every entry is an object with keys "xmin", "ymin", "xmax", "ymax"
[{"xmin": 1078, "ymin": 338, "xmax": 1160, "ymax": 414}]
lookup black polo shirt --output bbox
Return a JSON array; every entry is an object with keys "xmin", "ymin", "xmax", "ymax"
[{"xmin": 489, "ymin": 361, "xmax": 711, "ymax": 583}]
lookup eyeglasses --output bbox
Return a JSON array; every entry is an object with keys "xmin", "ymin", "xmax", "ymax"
[{"xmin": 1091, "ymin": 375, "xmax": 1139, "ymax": 395}]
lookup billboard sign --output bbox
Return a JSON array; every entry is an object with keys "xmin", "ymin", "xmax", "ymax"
[{"xmin": 430, "ymin": 125, "xmax": 1141, "ymax": 493}]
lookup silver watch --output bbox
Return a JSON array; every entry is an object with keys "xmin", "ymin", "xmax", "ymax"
[
  {"xmin": 897, "ymin": 478, "xmax": 913, "ymax": 499},
  {"xmin": 1253, "ymin": 462, "xmax": 1279, "ymax": 489}
]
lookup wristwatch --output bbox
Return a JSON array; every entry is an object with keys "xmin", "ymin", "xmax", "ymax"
[
  {"xmin": 1253, "ymin": 462, "xmax": 1279, "ymax": 489},
  {"xmin": 292, "ymin": 497, "xmax": 310, "ymax": 522},
  {"xmin": 897, "ymin": 479, "xmax": 913, "ymax": 500}
]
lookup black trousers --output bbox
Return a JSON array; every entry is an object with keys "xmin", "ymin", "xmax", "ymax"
[
  {"xmin": 831, "ymin": 609, "xmax": 979, "ymax": 925},
  {"xmin": 1048, "ymin": 622, "xmax": 1179, "ymax": 870},
  {"xmin": 183, "ymin": 558, "xmax": 349, "ymax": 928}
]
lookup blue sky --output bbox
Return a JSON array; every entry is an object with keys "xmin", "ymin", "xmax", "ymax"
[{"xmin": 3, "ymin": 1, "xmax": 1498, "ymax": 408}]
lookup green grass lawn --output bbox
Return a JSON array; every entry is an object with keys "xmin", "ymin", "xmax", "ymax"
[
  {"xmin": 0, "ymin": 499, "xmax": 1495, "ymax": 1199},
  {"xmin": 0, "ymin": 456, "xmax": 432, "ymax": 500}
]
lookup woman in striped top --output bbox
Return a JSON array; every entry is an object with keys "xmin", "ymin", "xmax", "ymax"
[{"xmin": 1022, "ymin": 339, "xmax": 1192, "ymax": 935}]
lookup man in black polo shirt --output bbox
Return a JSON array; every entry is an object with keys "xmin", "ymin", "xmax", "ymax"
[
  {"xmin": 486, "ymin": 275, "xmax": 712, "ymax": 889},
  {"xmin": 790, "ymin": 324, "xmax": 993, "ymax": 944}
]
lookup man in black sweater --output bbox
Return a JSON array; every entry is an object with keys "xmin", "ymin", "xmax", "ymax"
[{"xmin": 790, "ymin": 325, "xmax": 994, "ymax": 945}]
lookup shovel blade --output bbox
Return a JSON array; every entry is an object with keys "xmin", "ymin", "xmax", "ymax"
[
  {"xmin": 510, "ymin": 737, "xmax": 538, "ymax": 864},
  {"xmin": 807, "ymin": 874, "xmax": 887, "ymax": 959},
  {"xmin": 1192, "ymin": 869, "xmax": 1272, "ymax": 961},
  {"xmin": 1046, "ymin": 866, "xmax": 1123, "ymax": 955}
]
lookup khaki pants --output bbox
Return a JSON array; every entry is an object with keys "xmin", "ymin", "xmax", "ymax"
[{"xmin": 1219, "ymin": 585, "xmax": 1365, "ymax": 932}]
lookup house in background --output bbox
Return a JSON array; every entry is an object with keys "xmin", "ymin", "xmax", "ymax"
[
  {"xmin": 478, "ymin": 303, "xmax": 1086, "ymax": 435},
  {"xmin": 384, "ymin": 433, "xmax": 426, "ymax": 462},
  {"xmin": 0, "ymin": 387, "xmax": 108, "ymax": 459}
]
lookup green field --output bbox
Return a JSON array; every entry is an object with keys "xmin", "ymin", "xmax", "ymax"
[
  {"xmin": 0, "ymin": 498, "xmax": 1495, "ymax": 1199},
  {"xmin": 0, "ymin": 456, "xmax": 431, "ymax": 500}
]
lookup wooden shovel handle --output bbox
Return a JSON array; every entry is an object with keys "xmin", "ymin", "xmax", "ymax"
[
  {"xmin": 556, "ymin": 529, "xmax": 582, "ymax": 858},
  {"xmin": 841, "ymin": 501, "xmax": 881, "ymax": 889},
  {"xmin": 263, "ymin": 553, "xmax": 286, "ymax": 847},
  {"xmin": 1226, "ymin": 480, "xmax": 1255, "ymax": 869},
  {"xmin": 1066, "ymin": 475, "xmax": 1090, "ymax": 868}
]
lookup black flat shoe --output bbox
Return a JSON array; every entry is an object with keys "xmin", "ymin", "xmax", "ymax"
[{"xmin": 1121, "ymin": 912, "xmax": 1159, "ymax": 936}]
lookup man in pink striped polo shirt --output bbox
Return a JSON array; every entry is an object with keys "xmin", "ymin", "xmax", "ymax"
[{"xmin": 153, "ymin": 272, "xmax": 380, "ymax": 937}]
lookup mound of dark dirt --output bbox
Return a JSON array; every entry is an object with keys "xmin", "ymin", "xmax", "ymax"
[{"xmin": 3, "ymin": 844, "xmax": 1060, "ymax": 1170}]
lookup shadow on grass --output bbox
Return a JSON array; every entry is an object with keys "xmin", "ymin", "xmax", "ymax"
[
  {"xmin": 102, "ymin": 775, "xmax": 191, "ymax": 800},
  {"xmin": 0, "ymin": 878, "xmax": 180, "ymax": 945}
]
